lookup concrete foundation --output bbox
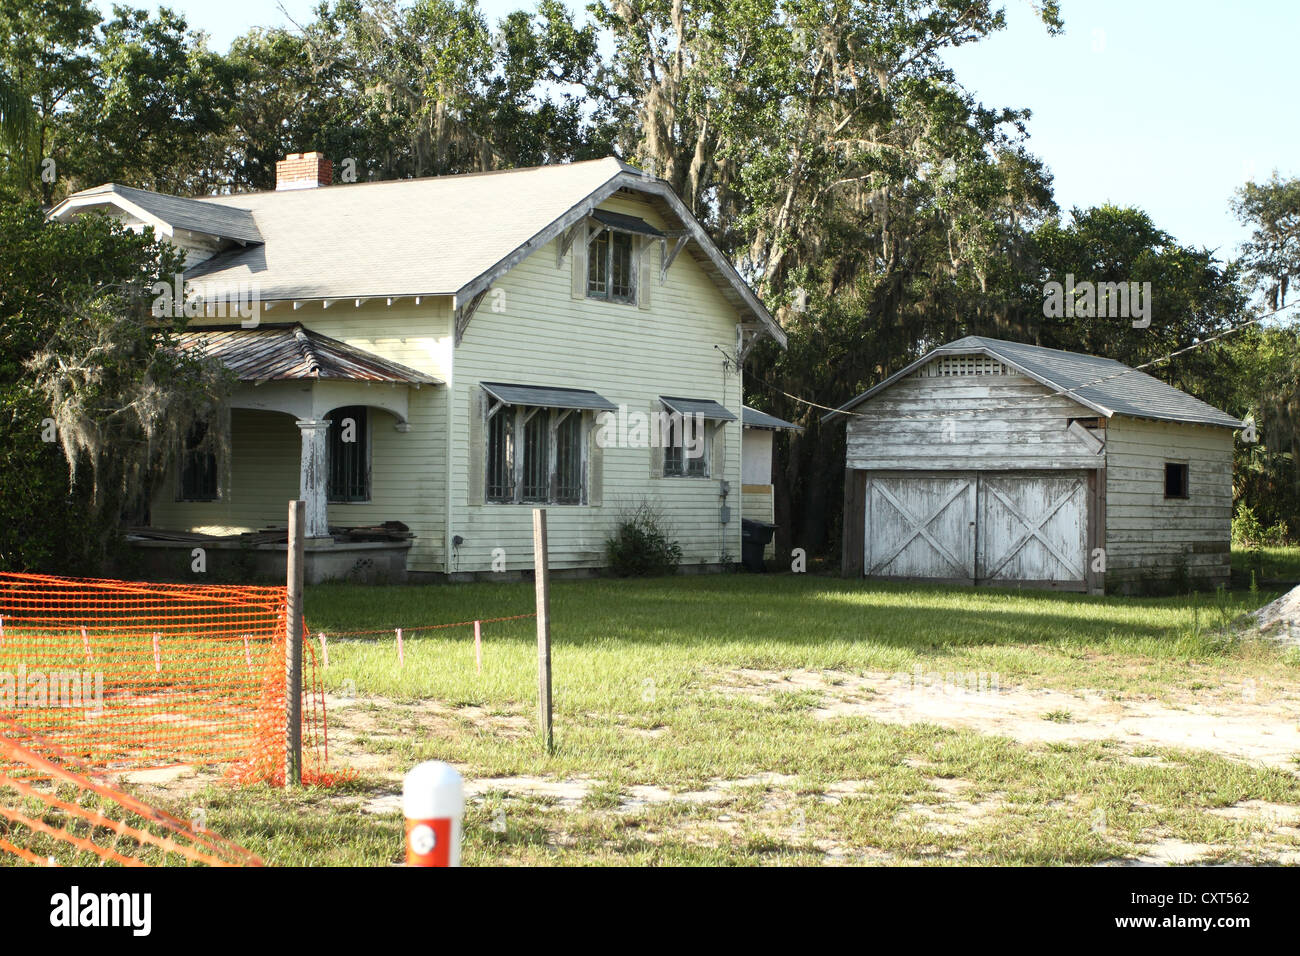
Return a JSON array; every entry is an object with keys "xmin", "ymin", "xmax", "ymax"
[{"xmin": 125, "ymin": 536, "xmax": 412, "ymax": 584}]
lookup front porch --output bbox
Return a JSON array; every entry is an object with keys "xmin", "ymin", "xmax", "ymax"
[{"xmin": 130, "ymin": 324, "xmax": 443, "ymax": 583}]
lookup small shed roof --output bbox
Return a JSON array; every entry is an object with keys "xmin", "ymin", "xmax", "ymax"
[
  {"xmin": 825, "ymin": 336, "xmax": 1242, "ymax": 429},
  {"xmin": 177, "ymin": 324, "xmax": 441, "ymax": 384},
  {"xmin": 742, "ymin": 406, "xmax": 803, "ymax": 432}
]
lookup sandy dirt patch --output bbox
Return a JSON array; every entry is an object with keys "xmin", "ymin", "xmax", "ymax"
[{"xmin": 715, "ymin": 667, "xmax": 1300, "ymax": 771}]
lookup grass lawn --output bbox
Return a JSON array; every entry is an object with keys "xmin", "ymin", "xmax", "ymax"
[
  {"xmin": 164, "ymin": 573, "xmax": 1300, "ymax": 866},
  {"xmin": 1232, "ymin": 545, "xmax": 1300, "ymax": 584}
]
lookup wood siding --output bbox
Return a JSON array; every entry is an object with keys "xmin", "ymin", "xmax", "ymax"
[
  {"xmin": 1103, "ymin": 416, "xmax": 1234, "ymax": 589},
  {"xmin": 844, "ymin": 368, "xmax": 1105, "ymax": 471},
  {"xmin": 448, "ymin": 192, "xmax": 743, "ymax": 573}
]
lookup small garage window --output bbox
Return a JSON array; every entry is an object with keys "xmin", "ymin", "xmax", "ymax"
[{"xmin": 1164, "ymin": 462, "xmax": 1189, "ymax": 499}]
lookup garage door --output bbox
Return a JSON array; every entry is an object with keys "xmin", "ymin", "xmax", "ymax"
[
  {"xmin": 864, "ymin": 472, "xmax": 1089, "ymax": 589},
  {"xmin": 865, "ymin": 475, "xmax": 977, "ymax": 582},
  {"xmin": 976, "ymin": 473, "xmax": 1088, "ymax": 587}
]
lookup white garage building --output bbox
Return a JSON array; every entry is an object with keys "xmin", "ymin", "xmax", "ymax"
[{"xmin": 826, "ymin": 336, "xmax": 1243, "ymax": 594}]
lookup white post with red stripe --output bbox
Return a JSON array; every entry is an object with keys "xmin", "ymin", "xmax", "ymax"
[{"xmin": 403, "ymin": 761, "xmax": 464, "ymax": 866}]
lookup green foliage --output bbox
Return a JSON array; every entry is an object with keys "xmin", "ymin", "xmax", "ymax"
[
  {"xmin": 1233, "ymin": 172, "xmax": 1300, "ymax": 311},
  {"xmin": 1233, "ymin": 503, "xmax": 1265, "ymax": 548},
  {"xmin": 1231, "ymin": 503, "xmax": 1289, "ymax": 549},
  {"xmin": 0, "ymin": 193, "xmax": 230, "ymax": 572},
  {"xmin": 0, "ymin": 66, "xmax": 33, "ymax": 172},
  {"xmin": 0, "ymin": 0, "xmax": 99, "ymax": 200},
  {"xmin": 60, "ymin": 6, "xmax": 234, "ymax": 194},
  {"xmin": 1222, "ymin": 325, "xmax": 1300, "ymax": 534},
  {"xmin": 604, "ymin": 501, "xmax": 683, "ymax": 577}
]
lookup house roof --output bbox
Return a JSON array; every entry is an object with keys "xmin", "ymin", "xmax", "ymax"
[
  {"xmin": 49, "ymin": 183, "xmax": 263, "ymax": 244},
  {"xmin": 742, "ymin": 406, "xmax": 803, "ymax": 432},
  {"xmin": 824, "ymin": 335, "xmax": 1243, "ymax": 429},
  {"xmin": 52, "ymin": 158, "xmax": 785, "ymax": 347},
  {"xmin": 176, "ymin": 324, "xmax": 441, "ymax": 385}
]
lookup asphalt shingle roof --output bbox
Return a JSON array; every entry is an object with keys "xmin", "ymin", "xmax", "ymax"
[
  {"xmin": 72, "ymin": 183, "xmax": 263, "ymax": 243},
  {"xmin": 51, "ymin": 157, "xmax": 785, "ymax": 346},
  {"xmin": 828, "ymin": 335, "xmax": 1242, "ymax": 429},
  {"xmin": 183, "ymin": 158, "xmax": 633, "ymax": 300}
]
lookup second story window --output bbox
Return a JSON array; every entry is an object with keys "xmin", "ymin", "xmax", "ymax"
[{"xmin": 587, "ymin": 229, "xmax": 636, "ymax": 303}]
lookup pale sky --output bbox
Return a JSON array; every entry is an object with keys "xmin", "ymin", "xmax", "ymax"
[{"xmin": 96, "ymin": 0, "xmax": 1299, "ymax": 259}]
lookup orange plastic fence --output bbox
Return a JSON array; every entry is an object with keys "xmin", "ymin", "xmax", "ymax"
[
  {"xmin": 0, "ymin": 571, "xmax": 338, "ymax": 785},
  {"xmin": 0, "ymin": 717, "xmax": 262, "ymax": 866}
]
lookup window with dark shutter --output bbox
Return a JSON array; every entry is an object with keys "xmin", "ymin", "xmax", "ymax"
[
  {"xmin": 485, "ymin": 404, "xmax": 586, "ymax": 505},
  {"xmin": 521, "ymin": 411, "xmax": 551, "ymax": 502},
  {"xmin": 486, "ymin": 409, "xmax": 514, "ymax": 502},
  {"xmin": 663, "ymin": 414, "xmax": 709, "ymax": 478},
  {"xmin": 327, "ymin": 406, "xmax": 370, "ymax": 503},
  {"xmin": 555, "ymin": 413, "xmax": 583, "ymax": 504},
  {"xmin": 179, "ymin": 422, "xmax": 218, "ymax": 501}
]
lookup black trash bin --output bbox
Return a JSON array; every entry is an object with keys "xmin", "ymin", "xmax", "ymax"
[{"xmin": 740, "ymin": 518, "xmax": 776, "ymax": 572}]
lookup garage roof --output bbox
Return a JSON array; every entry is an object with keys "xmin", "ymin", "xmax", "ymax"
[{"xmin": 825, "ymin": 336, "xmax": 1243, "ymax": 430}]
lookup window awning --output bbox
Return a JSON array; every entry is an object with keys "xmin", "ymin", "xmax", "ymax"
[
  {"xmin": 481, "ymin": 382, "xmax": 618, "ymax": 412},
  {"xmin": 590, "ymin": 209, "xmax": 665, "ymax": 238},
  {"xmin": 659, "ymin": 396, "xmax": 737, "ymax": 422}
]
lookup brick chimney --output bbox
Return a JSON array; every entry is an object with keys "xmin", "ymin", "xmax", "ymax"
[{"xmin": 275, "ymin": 151, "xmax": 333, "ymax": 191}]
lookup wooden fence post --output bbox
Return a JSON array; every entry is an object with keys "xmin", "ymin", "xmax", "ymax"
[
  {"xmin": 286, "ymin": 499, "xmax": 305, "ymax": 786},
  {"xmin": 533, "ymin": 508, "xmax": 553, "ymax": 753}
]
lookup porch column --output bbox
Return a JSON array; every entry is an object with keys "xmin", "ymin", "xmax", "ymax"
[{"xmin": 295, "ymin": 418, "xmax": 332, "ymax": 538}]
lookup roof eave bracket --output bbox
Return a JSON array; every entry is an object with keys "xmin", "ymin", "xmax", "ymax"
[
  {"xmin": 454, "ymin": 288, "xmax": 489, "ymax": 347},
  {"xmin": 660, "ymin": 235, "xmax": 688, "ymax": 283},
  {"xmin": 736, "ymin": 322, "xmax": 767, "ymax": 366},
  {"xmin": 555, "ymin": 221, "xmax": 585, "ymax": 267}
]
